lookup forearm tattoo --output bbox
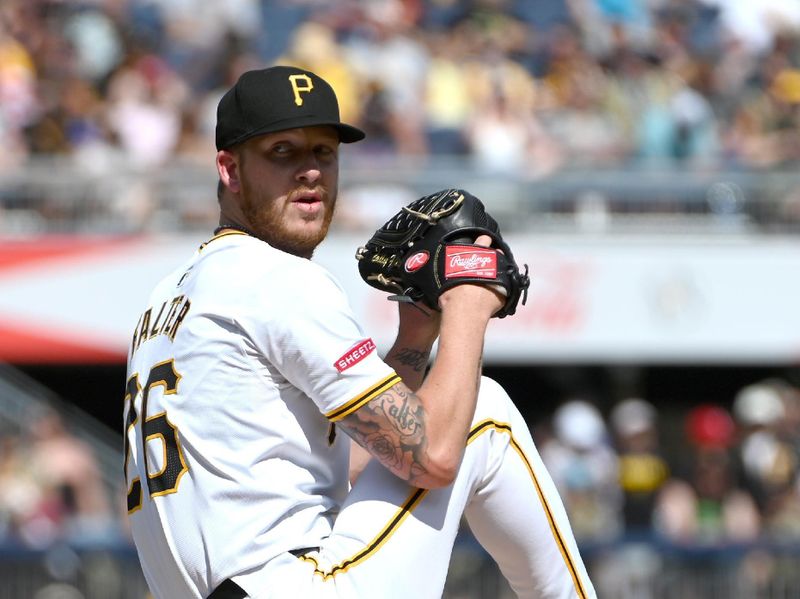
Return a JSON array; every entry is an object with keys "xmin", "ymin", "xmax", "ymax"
[
  {"xmin": 339, "ymin": 383, "xmax": 429, "ymax": 484},
  {"xmin": 390, "ymin": 347, "xmax": 429, "ymax": 373}
]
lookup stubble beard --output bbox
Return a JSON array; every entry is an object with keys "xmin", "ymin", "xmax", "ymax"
[{"xmin": 242, "ymin": 186, "xmax": 336, "ymax": 259}]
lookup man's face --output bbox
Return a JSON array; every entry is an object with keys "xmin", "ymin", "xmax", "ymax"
[{"xmin": 234, "ymin": 126, "xmax": 340, "ymax": 258}]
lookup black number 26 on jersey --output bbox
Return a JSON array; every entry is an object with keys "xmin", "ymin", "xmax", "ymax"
[{"xmin": 123, "ymin": 359, "xmax": 188, "ymax": 513}]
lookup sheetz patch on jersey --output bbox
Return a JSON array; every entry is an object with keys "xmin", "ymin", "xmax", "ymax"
[
  {"xmin": 444, "ymin": 246, "xmax": 497, "ymax": 279},
  {"xmin": 335, "ymin": 338, "xmax": 376, "ymax": 373}
]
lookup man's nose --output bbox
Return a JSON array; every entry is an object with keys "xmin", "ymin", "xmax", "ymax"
[{"xmin": 296, "ymin": 154, "xmax": 322, "ymax": 184}]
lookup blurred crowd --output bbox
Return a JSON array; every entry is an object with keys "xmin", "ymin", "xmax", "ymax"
[
  {"xmin": 0, "ymin": 410, "xmax": 140, "ymax": 598},
  {"xmin": 0, "ymin": 408, "xmax": 117, "ymax": 549},
  {"xmin": 535, "ymin": 377, "xmax": 800, "ymax": 595},
  {"xmin": 1, "ymin": 0, "xmax": 800, "ymax": 180},
  {"xmin": 538, "ymin": 378, "xmax": 800, "ymax": 545}
]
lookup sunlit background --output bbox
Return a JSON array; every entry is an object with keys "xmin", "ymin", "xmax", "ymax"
[{"xmin": 1, "ymin": 0, "xmax": 800, "ymax": 597}]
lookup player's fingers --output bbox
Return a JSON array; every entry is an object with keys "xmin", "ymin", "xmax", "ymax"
[
  {"xmin": 474, "ymin": 234, "xmax": 505, "ymax": 256},
  {"xmin": 474, "ymin": 234, "xmax": 493, "ymax": 247}
]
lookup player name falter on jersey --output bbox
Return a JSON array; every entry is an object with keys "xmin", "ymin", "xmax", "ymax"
[
  {"xmin": 444, "ymin": 246, "xmax": 497, "ymax": 279},
  {"xmin": 334, "ymin": 338, "xmax": 376, "ymax": 373},
  {"xmin": 130, "ymin": 294, "xmax": 191, "ymax": 356}
]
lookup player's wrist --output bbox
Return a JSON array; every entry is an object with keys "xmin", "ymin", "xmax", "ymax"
[
  {"xmin": 396, "ymin": 302, "xmax": 441, "ymax": 343},
  {"xmin": 439, "ymin": 283, "xmax": 504, "ymax": 319}
]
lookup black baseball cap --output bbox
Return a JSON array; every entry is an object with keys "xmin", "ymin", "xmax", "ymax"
[{"xmin": 215, "ymin": 65, "xmax": 366, "ymax": 150}]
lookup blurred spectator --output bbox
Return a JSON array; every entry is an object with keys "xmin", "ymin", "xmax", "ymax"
[
  {"xmin": 709, "ymin": 0, "xmax": 800, "ymax": 55},
  {"xmin": 343, "ymin": 6, "xmax": 431, "ymax": 156},
  {"xmin": 143, "ymin": 0, "xmax": 263, "ymax": 89},
  {"xmin": 422, "ymin": 30, "xmax": 471, "ymax": 154},
  {"xmin": 733, "ymin": 380, "xmax": 800, "ymax": 540},
  {"xmin": 105, "ymin": 53, "xmax": 189, "ymax": 167},
  {"xmin": 570, "ymin": 0, "xmax": 656, "ymax": 61},
  {"xmin": 1, "ymin": 411, "xmax": 113, "ymax": 549},
  {"xmin": 25, "ymin": 408, "xmax": 114, "ymax": 544},
  {"xmin": 540, "ymin": 398, "xmax": 622, "ymax": 542},
  {"xmin": 61, "ymin": 6, "xmax": 124, "ymax": 83},
  {"xmin": 775, "ymin": 379, "xmax": 800, "ymax": 447},
  {"xmin": 593, "ymin": 399, "xmax": 669, "ymax": 599},
  {"xmin": 654, "ymin": 404, "xmax": 761, "ymax": 545},
  {"xmin": 0, "ymin": 425, "xmax": 59, "ymax": 547},
  {"xmin": 609, "ymin": 397, "xmax": 669, "ymax": 534},
  {"xmin": 0, "ymin": 16, "xmax": 39, "ymax": 170},
  {"xmin": 465, "ymin": 84, "xmax": 562, "ymax": 177},
  {"xmin": 462, "ymin": 19, "xmax": 564, "ymax": 176},
  {"xmin": 668, "ymin": 66, "xmax": 720, "ymax": 166},
  {"xmin": 537, "ymin": 24, "xmax": 627, "ymax": 167}
]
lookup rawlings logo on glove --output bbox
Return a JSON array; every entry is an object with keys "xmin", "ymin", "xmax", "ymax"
[
  {"xmin": 355, "ymin": 188, "xmax": 530, "ymax": 318},
  {"xmin": 445, "ymin": 246, "xmax": 497, "ymax": 278},
  {"xmin": 405, "ymin": 252, "xmax": 430, "ymax": 272}
]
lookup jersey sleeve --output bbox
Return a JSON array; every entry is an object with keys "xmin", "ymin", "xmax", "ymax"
[{"xmin": 250, "ymin": 260, "xmax": 399, "ymax": 418}]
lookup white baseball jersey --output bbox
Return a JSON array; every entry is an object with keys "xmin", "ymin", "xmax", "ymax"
[
  {"xmin": 124, "ymin": 229, "xmax": 596, "ymax": 599},
  {"xmin": 123, "ymin": 230, "xmax": 398, "ymax": 598}
]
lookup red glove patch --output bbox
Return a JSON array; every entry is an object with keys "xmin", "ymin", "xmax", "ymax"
[{"xmin": 444, "ymin": 246, "xmax": 497, "ymax": 279}]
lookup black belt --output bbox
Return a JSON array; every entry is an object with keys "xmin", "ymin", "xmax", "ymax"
[
  {"xmin": 208, "ymin": 579, "xmax": 247, "ymax": 599},
  {"xmin": 208, "ymin": 547, "xmax": 320, "ymax": 598}
]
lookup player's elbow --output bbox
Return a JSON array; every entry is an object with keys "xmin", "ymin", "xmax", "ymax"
[{"xmin": 415, "ymin": 448, "xmax": 462, "ymax": 489}]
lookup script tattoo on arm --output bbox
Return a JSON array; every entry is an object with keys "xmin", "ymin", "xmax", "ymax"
[
  {"xmin": 338, "ymin": 383, "xmax": 429, "ymax": 485},
  {"xmin": 389, "ymin": 347, "xmax": 429, "ymax": 374}
]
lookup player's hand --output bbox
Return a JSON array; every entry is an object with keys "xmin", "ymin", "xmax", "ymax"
[{"xmin": 438, "ymin": 235, "xmax": 505, "ymax": 317}]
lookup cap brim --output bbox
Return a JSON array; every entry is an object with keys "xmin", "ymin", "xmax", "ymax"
[
  {"xmin": 333, "ymin": 123, "xmax": 366, "ymax": 143},
  {"xmin": 223, "ymin": 116, "xmax": 365, "ymax": 148}
]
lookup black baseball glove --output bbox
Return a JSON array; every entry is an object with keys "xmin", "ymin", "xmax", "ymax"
[{"xmin": 355, "ymin": 188, "xmax": 530, "ymax": 318}]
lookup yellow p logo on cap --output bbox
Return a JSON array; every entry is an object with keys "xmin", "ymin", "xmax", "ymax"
[{"xmin": 289, "ymin": 74, "xmax": 314, "ymax": 106}]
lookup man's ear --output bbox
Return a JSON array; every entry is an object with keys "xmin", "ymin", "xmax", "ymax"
[{"xmin": 216, "ymin": 150, "xmax": 241, "ymax": 194}]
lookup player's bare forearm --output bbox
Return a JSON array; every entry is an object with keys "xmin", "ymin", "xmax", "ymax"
[
  {"xmin": 343, "ymin": 290, "xmax": 496, "ymax": 488},
  {"xmin": 348, "ymin": 305, "xmax": 437, "ymax": 486},
  {"xmin": 408, "ymin": 276, "xmax": 503, "ymax": 484},
  {"xmin": 349, "ymin": 336, "xmax": 429, "ymax": 486},
  {"xmin": 339, "ymin": 383, "xmax": 433, "ymax": 486},
  {"xmin": 385, "ymin": 302, "xmax": 440, "ymax": 391},
  {"xmin": 386, "ymin": 346, "xmax": 430, "ymax": 391},
  {"xmin": 347, "ymin": 249, "xmax": 501, "ymax": 488}
]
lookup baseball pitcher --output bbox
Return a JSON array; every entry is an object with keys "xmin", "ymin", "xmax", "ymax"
[{"xmin": 123, "ymin": 65, "xmax": 596, "ymax": 599}]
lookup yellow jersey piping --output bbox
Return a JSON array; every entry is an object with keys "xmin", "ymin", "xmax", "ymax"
[
  {"xmin": 467, "ymin": 419, "xmax": 589, "ymax": 599},
  {"xmin": 325, "ymin": 373, "xmax": 401, "ymax": 422},
  {"xmin": 297, "ymin": 487, "xmax": 428, "ymax": 579},
  {"xmin": 199, "ymin": 230, "xmax": 248, "ymax": 251}
]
